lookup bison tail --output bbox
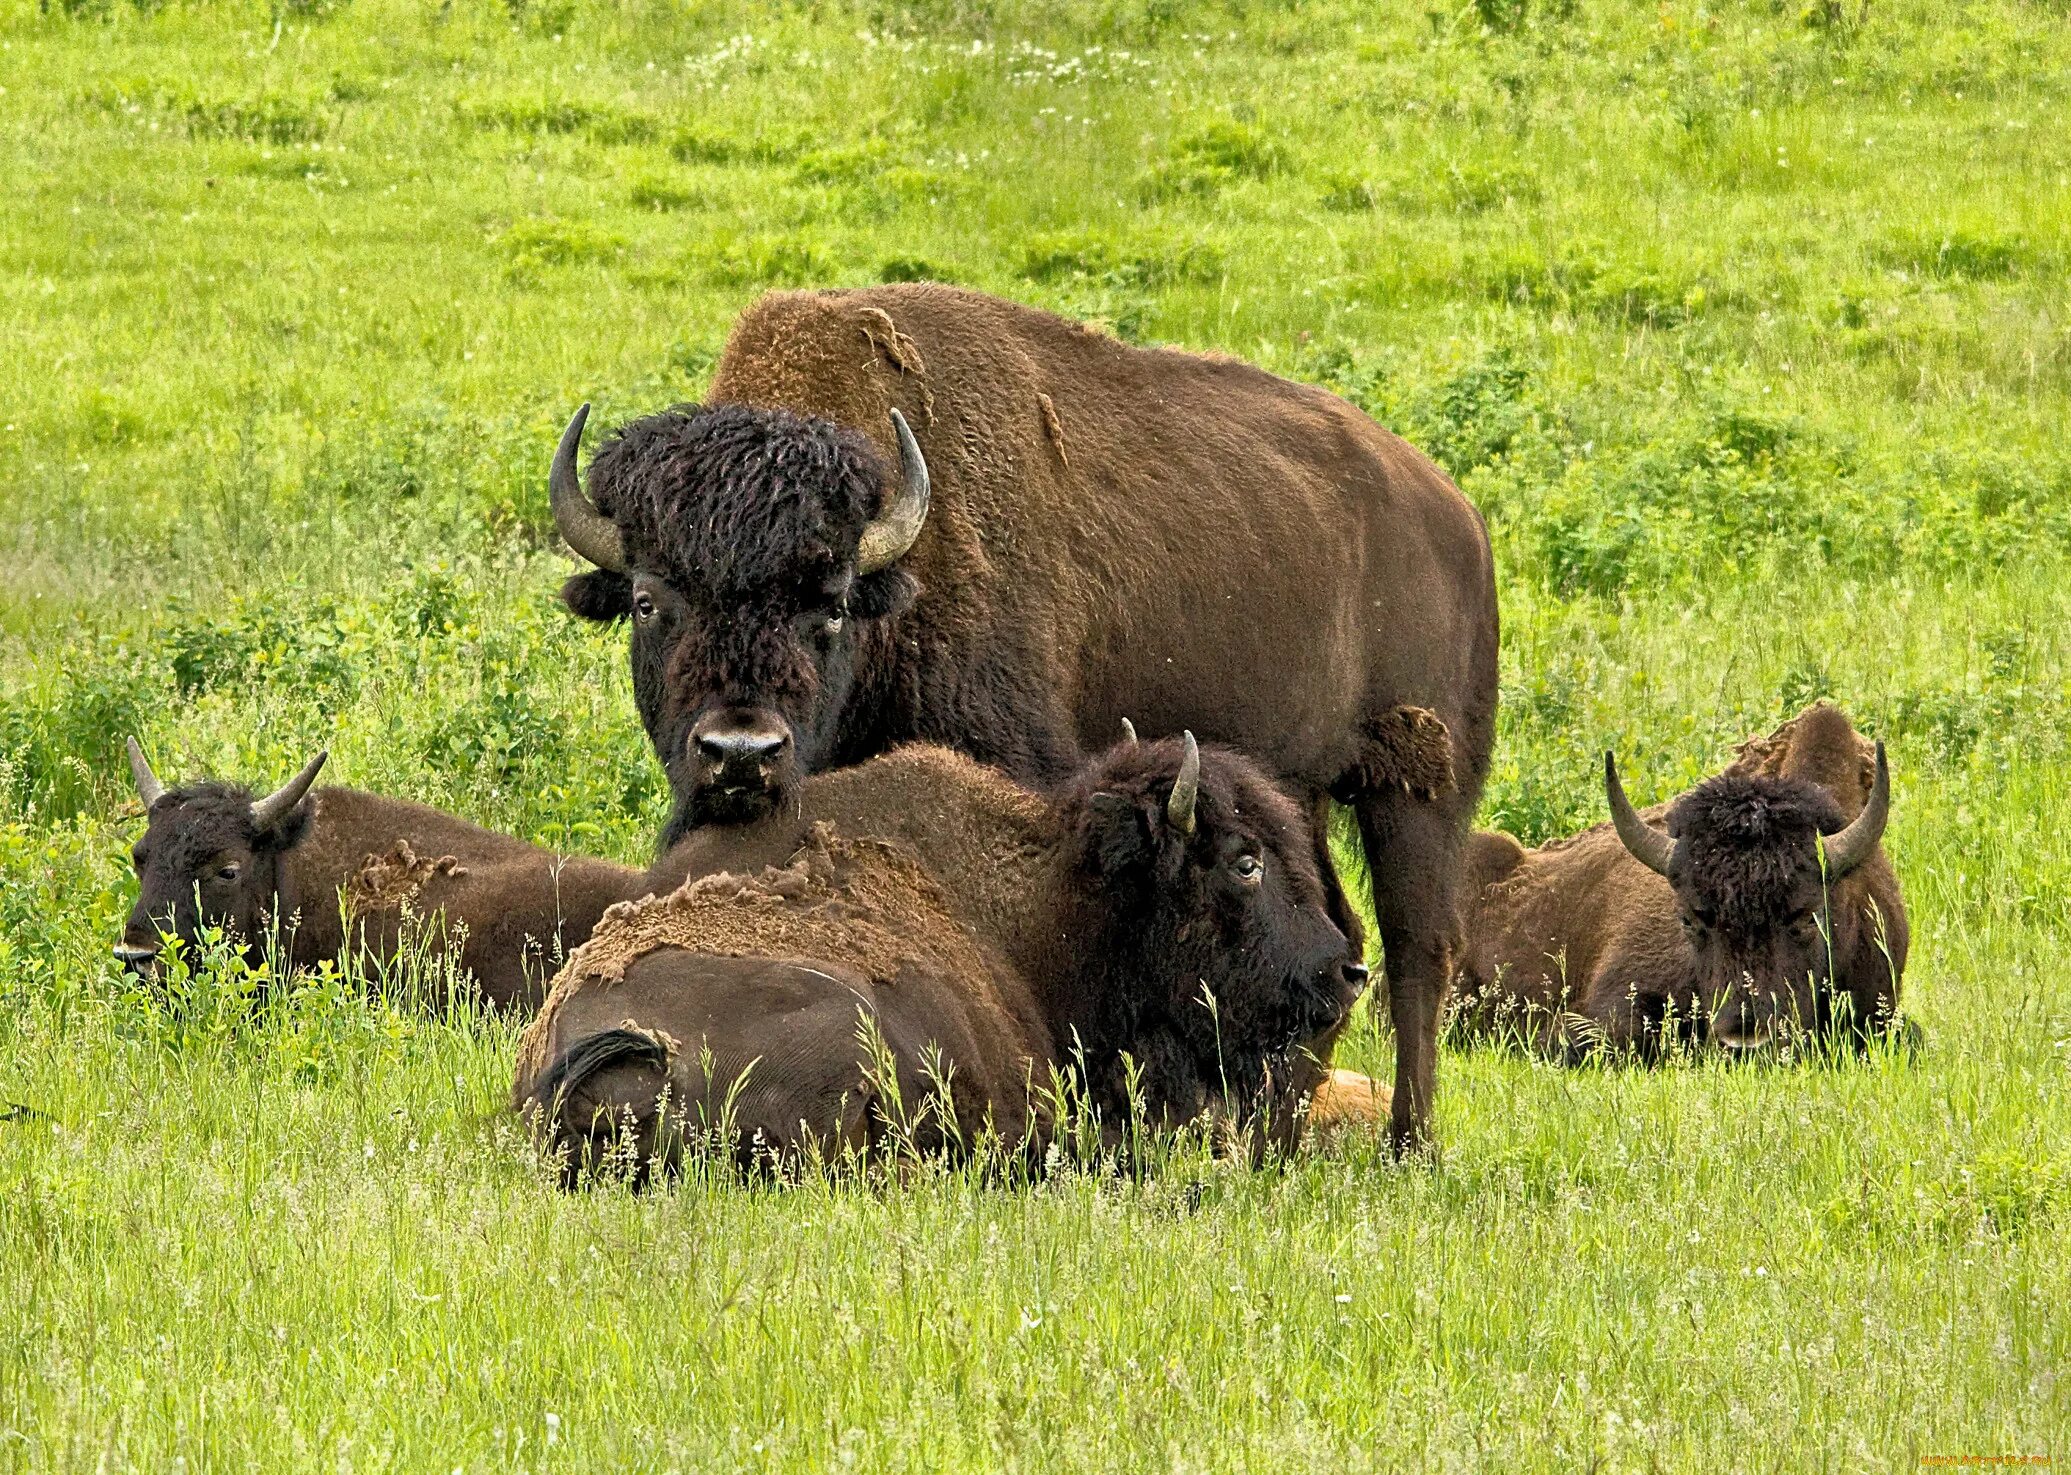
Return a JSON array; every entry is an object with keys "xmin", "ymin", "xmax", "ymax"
[{"xmin": 525, "ymin": 1027, "xmax": 674, "ymax": 1188}]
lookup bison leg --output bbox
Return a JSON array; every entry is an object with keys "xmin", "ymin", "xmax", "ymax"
[{"xmin": 1354, "ymin": 791, "xmax": 1466, "ymax": 1158}]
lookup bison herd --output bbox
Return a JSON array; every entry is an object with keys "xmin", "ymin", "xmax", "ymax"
[{"xmin": 114, "ymin": 284, "xmax": 1910, "ymax": 1179}]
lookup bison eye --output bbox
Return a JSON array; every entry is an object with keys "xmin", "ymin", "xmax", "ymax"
[
  {"xmin": 1231, "ymin": 854, "xmax": 1264, "ymax": 884},
  {"xmin": 632, "ymin": 591, "xmax": 658, "ymax": 622},
  {"xmin": 216, "ymin": 863, "xmax": 242, "ymax": 882}
]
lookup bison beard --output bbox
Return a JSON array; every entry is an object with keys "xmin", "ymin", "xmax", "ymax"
[
  {"xmin": 513, "ymin": 737, "xmax": 1366, "ymax": 1180},
  {"xmin": 551, "ymin": 284, "xmax": 1500, "ymax": 1156}
]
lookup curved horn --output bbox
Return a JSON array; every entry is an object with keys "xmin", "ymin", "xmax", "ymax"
[
  {"xmin": 127, "ymin": 737, "xmax": 165, "ymax": 810},
  {"xmin": 1819, "ymin": 741, "xmax": 1890, "ymax": 879},
  {"xmin": 1604, "ymin": 752, "xmax": 1674, "ymax": 877},
  {"xmin": 855, "ymin": 409, "xmax": 931, "ymax": 575},
  {"xmin": 250, "ymin": 751, "xmax": 328, "ymax": 832},
  {"xmin": 549, "ymin": 403, "xmax": 626, "ymax": 573},
  {"xmin": 1167, "ymin": 731, "xmax": 1200, "ymax": 838},
  {"xmin": 1120, "ymin": 718, "xmax": 1138, "ymax": 745}
]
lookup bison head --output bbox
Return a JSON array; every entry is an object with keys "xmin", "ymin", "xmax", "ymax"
[
  {"xmin": 552, "ymin": 402, "xmax": 929, "ymax": 843},
  {"xmin": 1605, "ymin": 744, "xmax": 1891, "ymax": 1051},
  {"xmin": 1053, "ymin": 732, "xmax": 1368, "ymax": 1130},
  {"xmin": 116, "ymin": 739, "xmax": 327, "ymax": 979}
]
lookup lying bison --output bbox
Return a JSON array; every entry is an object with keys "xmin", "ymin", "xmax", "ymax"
[
  {"xmin": 549, "ymin": 284, "xmax": 1498, "ymax": 1151},
  {"xmin": 514, "ymin": 734, "xmax": 1369, "ymax": 1177},
  {"xmin": 1453, "ymin": 703, "xmax": 1907, "ymax": 1059},
  {"xmin": 116, "ymin": 739, "xmax": 636, "ymax": 1008},
  {"xmin": 114, "ymin": 732, "xmax": 1387, "ymax": 1146}
]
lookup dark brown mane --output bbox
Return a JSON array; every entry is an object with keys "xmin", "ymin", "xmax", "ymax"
[
  {"xmin": 580, "ymin": 403, "xmax": 906, "ymax": 611},
  {"xmin": 1668, "ymin": 773, "xmax": 1847, "ymax": 929}
]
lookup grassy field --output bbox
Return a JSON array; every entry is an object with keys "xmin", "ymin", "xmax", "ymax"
[{"xmin": 3, "ymin": 0, "xmax": 2069, "ymax": 1467}]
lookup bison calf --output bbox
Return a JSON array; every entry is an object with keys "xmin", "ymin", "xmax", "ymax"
[
  {"xmin": 514, "ymin": 735, "xmax": 1371, "ymax": 1178},
  {"xmin": 1453, "ymin": 703, "xmax": 1908, "ymax": 1059},
  {"xmin": 117, "ymin": 740, "xmax": 639, "ymax": 1010}
]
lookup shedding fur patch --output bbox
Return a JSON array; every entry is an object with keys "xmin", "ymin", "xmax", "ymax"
[
  {"xmin": 1038, "ymin": 393, "xmax": 1070, "ymax": 467},
  {"xmin": 1355, "ymin": 706, "xmax": 1456, "ymax": 800},
  {"xmin": 343, "ymin": 841, "xmax": 467, "ymax": 915},
  {"xmin": 618, "ymin": 1018, "xmax": 681, "ymax": 1059},
  {"xmin": 515, "ymin": 823, "xmax": 993, "ymax": 1087},
  {"xmin": 856, "ymin": 308, "xmax": 934, "ymax": 427},
  {"xmin": 857, "ymin": 308, "xmax": 925, "ymax": 375}
]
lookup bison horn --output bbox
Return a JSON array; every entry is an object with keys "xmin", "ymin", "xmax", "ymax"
[
  {"xmin": 855, "ymin": 409, "xmax": 931, "ymax": 575},
  {"xmin": 250, "ymin": 750, "xmax": 328, "ymax": 832},
  {"xmin": 1605, "ymin": 752, "xmax": 1674, "ymax": 877},
  {"xmin": 127, "ymin": 737, "xmax": 166, "ymax": 810},
  {"xmin": 549, "ymin": 403, "xmax": 627, "ymax": 574},
  {"xmin": 1167, "ymin": 731, "xmax": 1200, "ymax": 838},
  {"xmin": 1120, "ymin": 718, "xmax": 1138, "ymax": 745},
  {"xmin": 1818, "ymin": 741, "xmax": 1890, "ymax": 879}
]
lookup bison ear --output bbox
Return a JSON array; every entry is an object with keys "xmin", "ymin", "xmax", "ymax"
[
  {"xmin": 562, "ymin": 570, "xmax": 633, "ymax": 624},
  {"xmin": 256, "ymin": 802, "xmax": 316, "ymax": 852},
  {"xmin": 1080, "ymin": 791, "xmax": 1153, "ymax": 877},
  {"xmin": 850, "ymin": 568, "xmax": 918, "ymax": 621}
]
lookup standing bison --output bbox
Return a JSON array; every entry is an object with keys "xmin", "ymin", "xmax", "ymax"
[
  {"xmin": 1453, "ymin": 703, "xmax": 1908, "ymax": 1058},
  {"xmin": 549, "ymin": 284, "xmax": 1498, "ymax": 1151}
]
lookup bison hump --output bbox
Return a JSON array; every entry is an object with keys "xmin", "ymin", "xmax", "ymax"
[{"xmin": 534, "ymin": 822, "xmax": 992, "ymax": 1010}]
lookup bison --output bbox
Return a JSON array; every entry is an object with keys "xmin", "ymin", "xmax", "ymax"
[
  {"xmin": 548, "ymin": 283, "xmax": 1499, "ymax": 1151},
  {"xmin": 116, "ymin": 739, "xmax": 637, "ymax": 1009},
  {"xmin": 513, "ymin": 733, "xmax": 1372, "ymax": 1178},
  {"xmin": 1452, "ymin": 703, "xmax": 1908, "ymax": 1059}
]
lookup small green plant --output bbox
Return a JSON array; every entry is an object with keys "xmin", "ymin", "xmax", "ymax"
[
  {"xmin": 1879, "ymin": 228, "xmax": 2029, "ymax": 281},
  {"xmin": 878, "ymin": 255, "xmax": 954, "ymax": 283},
  {"xmin": 1139, "ymin": 120, "xmax": 1287, "ymax": 200},
  {"xmin": 497, "ymin": 218, "xmax": 625, "ymax": 279},
  {"xmin": 627, "ymin": 175, "xmax": 707, "ymax": 212},
  {"xmin": 694, "ymin": 233, "xmax": 839, "ymax": 287}
]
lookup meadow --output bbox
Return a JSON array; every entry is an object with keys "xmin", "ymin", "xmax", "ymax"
[{"xmin": 2, "ymin": 0, "xmax": 2068, "ymax": 1466}]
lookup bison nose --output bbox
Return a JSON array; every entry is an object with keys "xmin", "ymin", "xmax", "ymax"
[
  {"xmin": 1712, "ymin": 1000, "xmax": 1770, "ymax": 1051},
  {"xmin": 1341, "ymin": 959, "xmax": 1371, "ymax": 989},
  {"xmin": 112, "ymin": 943, "xmax": 159, "ymax": 977},
  {"xmin": 696, "ymin": 728, "xmax": 789, "ymax": 767},
  {"xmin": 689, "ymin": 712, "xmax": 793, "ymax": 777}
]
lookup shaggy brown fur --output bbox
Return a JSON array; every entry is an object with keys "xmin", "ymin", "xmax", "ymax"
[
  {"xmin": 120, "ymin": 780, "xmax": 639, "ymax": 1011},
  {"xmin": 513, "ymin": 737, "xmax": 1366, "ymax": 1179},
  {"xmin": 1453, "ymin": 703, "xmax": 1909, "ymax": 1059},
  {"xmin": 559, "ymin": 284, "xmax": 1501, "ymax": 1153}
]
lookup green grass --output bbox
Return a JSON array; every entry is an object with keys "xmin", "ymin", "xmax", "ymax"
[{"xmin": 3, "ymin": 0, "xmax": 2069, "ymax": 1466}]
